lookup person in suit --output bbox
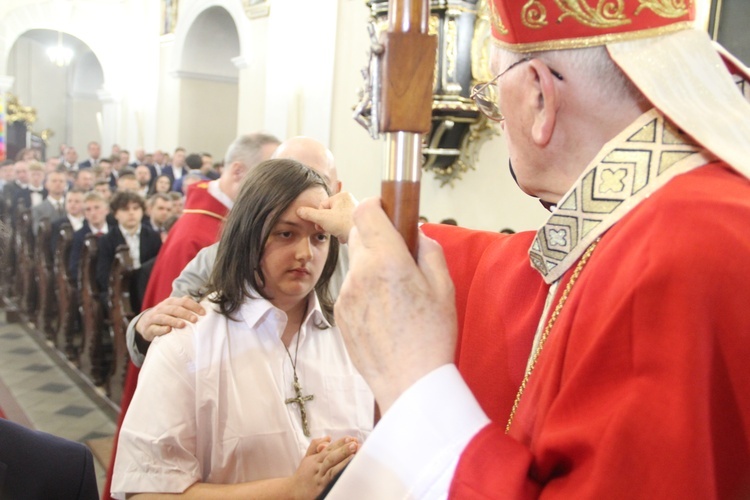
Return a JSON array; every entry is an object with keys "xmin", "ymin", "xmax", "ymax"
[
  {"xmin": 171, "ymin": 153, "xmax": 202, "ymax": 194},
  {"xmin": 0, "ymin": 160, "xmax": 14, "ymax": 192},
  {"xmin": 115, "ymin": 171, "xmax": 140, "ymax": 193},
  {"xmin": 134, "ymin": 165, "xmax": 152, "ymax": 198},
  {"xmin": 31, "ymin": 170, "xmax": 68, "ymax": 235},
  {"xmin": 61, "ymin": 146, "xmax": 79, "ymax": 171},
  {"xmin": 161, "ymin": 147, "xmax": 188, "ymax": 188},
  {"xmin": 2, "ymin": 160, "xmax": 29, "ymax": 224},
  {"xmin": 130, "ymin": 148, "xmax": 146, "ymax": 168},
  {"xmin": 119, "ymin": 150, "xmax": 131, "ymax": 169},
  {"xmin": 143, "ymin": 193, "xmax": 172, "ymax": 238},
  {"xmin": 95, "ymin": 190, "xmax": 161, "ymax": 311},
  {"xmin": 0, "ymin": 418, "xmax": 99, "ymax": 500},
  {"xmin": 73, "ymin": 169, "xmax": 96, "ymax": 192},
  {"xmin": 23, "ymin": 162, "xmax": 48, "ymax": 209},
  {"xmin": 50, "ymin": 188, "xmax": 87, "ymax": 254},
  {"xmin": 69, "ymin": 191, "xmax": 113, "ymax": 284},
  {"xmin": 148, "ymin": 149, "xmax": 167, "ymax": 180},
  {"xmin": 78, "ymin": 141, "xmax": 101, "ymax": 170},
  {"xmin": 98, "ymin": 158, "xmax": 119, "ymax": 189}
]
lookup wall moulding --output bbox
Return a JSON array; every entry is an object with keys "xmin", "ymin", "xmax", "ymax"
[{"xmin": 243, "ymin": 0, "xmax": 270, "ymax": 19}]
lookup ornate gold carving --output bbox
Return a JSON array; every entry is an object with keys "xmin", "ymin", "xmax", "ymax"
[
  {"xmin": 423, "ymin": 115, "xmax": 499, "ymax": 187},
  {"xmin": 554, "ymin": 0, "xmax": 631, "ymax": 28},
  {"xmin": 446, "ymin": 17, "xmax": 458, "ymax": 89},
  {"xmin": 490, "ymin": 20, "xmax": 692, "ymax": 52},
  {"xmin": 488, "ymin": 0, "xmax": 509, "ymax": 35},
  {"xmin": 522, "ymin": 0, "xmax": 549, "ymax": 29},
  {"xmin": 635, "ymin": 0, "xmax": 690, "ymax": 18},
  {"xmin": 40, "ymin": 129, "xmax": 54, "ymax": 142},
  {"xmin": 6, "ymin": 94, "xmax": 37, "ymax": 126},
  {"xmin": 243, "ymin": 0, "xmax": 270, "ymax": 19},
  {"xmin": 429, "ymin": 15, "xmax": 440, "ymax": 90},
  {"xmin": 472, "ymin": 0, "xmax": 494, "ymax": 82},
  {"xmin": 428, "ymin": 14, "xmax": 439, "ymax": 36}
]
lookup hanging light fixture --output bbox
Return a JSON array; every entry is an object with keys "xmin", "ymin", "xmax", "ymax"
[{"xmin": 46, "ymin": 31, "xmax": 73, "ymax": 67}]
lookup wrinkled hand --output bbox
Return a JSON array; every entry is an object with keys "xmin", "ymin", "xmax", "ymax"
[
  {"xmin": 135, "ymin": 296, "xmax": 206, "ymax": 342},
  {"xmin": 297, "ymin": 191, "xmax": 358, "ymax": 244},
  {"xmin": 335, "ymin": 198, "xmax": 456, "ymax": 414},
  {"xmin": 290, "ymin": 436, "xmax": 359, "ymax": 499}
]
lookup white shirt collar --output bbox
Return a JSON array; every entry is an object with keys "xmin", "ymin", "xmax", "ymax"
[
  {"xmin": 207, "ymin": 179, "xmax": 234, "ymax": 210},
  {"xmin": 68, "ymin": 215, "xmax": 85, "ymax": 232},
  {"xmin": 90, "ymin": 223, "xmax": 109, "ymax": 234},
  {"xmin": 118, "ymin": 223, "xmax": 141, "ymax": 238},
  {"xmin": 48, "ymin": 196, "xmax": 64, "ymax": 208},
  {"xmin": 238, "ymin": 292, "xmax": 330, "ymax": 340}
]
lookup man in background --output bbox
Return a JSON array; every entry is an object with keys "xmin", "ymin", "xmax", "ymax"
[
  {"xmin": 78, "ymin": 141, "xmax": 101, "ymax": 170},
  {"xmin": 31, "ymin": 170, "xmax": 67, "ymax": 235}
]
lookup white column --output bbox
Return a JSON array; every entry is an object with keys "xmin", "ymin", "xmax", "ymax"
[
  {"xmin": 96, "ymin": 88, "xmax": 120, "ymax": 154},
  {"xmin": 0, "ymin": 75, "xmax": 14, "ymax": 93}
]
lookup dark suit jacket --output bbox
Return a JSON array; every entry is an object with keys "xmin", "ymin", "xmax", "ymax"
[
  {"xmin": 50, "ymin": 217, "xmax": 84, "ymax": 257},
  {"xmin": 77, "ymin": 159, "xmax": 95, "ymax": 170},
  {"xmin": 147, "ymin": 163, "xmax": 165, "ymax": 180},
  {"xmin": 162, "ymin": 165, "xmax": 189, "ymax": 187},
  {"xmin": 95, "ymin": 223, "xmax": 162, "ymax": 311},
  {"xmin": 0, "ymin": 419, "xmax": 99, "ymax": 500},
  {"xmin": 18, "ymin": 187, "xmax": 47, "ymax": 211},
  {"xmin": 69, "ymin": 222, "xmax": 115, "ymax": 284},
  {"xmin": 2, "ymin": 182, "xmax": 30, "ymax": 227}
]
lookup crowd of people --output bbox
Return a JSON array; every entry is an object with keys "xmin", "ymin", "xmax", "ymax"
[{"xmin": 0, "ymin": 142, "xmax": 227, "ymax": 312}]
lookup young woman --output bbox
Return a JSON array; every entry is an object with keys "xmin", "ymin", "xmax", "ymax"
[
  {"xmin": 149, "ymin": 173, "xmax": 173, "ymax": 195},
  {"xmin": 112, "ymin": 159, "xmax": 373, "ymax": 499}
]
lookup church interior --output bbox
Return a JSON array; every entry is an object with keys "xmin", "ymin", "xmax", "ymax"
[{"xmin": 1, "ymin": 0, "xmax": 749, "ymax": 496}]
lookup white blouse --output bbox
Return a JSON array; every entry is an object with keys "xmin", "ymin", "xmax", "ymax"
[{"xmin": 112, "ymin": 292, "xmax": 373, "ymax": 498}]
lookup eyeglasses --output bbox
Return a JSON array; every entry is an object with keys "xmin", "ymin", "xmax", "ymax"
[{"xmin": 470, "ymin": 58, "xmax": 564, "ymax": 122}]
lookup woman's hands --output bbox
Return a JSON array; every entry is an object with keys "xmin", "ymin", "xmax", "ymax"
[{"xmin": 289, "ymin": 436, "xmax": 359, "ymax": 499}]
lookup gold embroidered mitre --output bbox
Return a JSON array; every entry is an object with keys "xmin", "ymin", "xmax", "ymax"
[{"xmin": 488, "ymin": 0, "xmax": 694, "ymax": 52}]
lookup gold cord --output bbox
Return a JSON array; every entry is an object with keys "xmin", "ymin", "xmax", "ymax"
[{"xmin": 505, "ymin": 237, "xmax": 601, "ymax": 434}]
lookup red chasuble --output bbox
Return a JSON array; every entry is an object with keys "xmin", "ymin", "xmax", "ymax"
[
  {"xmin": 428, "ymin": 163, "xmax": 750, "ymax": 498},
  {"xmin": 103, "ymin": 181, "xmax": 228, "ymax": 500}
]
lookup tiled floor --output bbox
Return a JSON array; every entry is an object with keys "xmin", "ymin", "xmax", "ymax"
[{"xmin": 0, "ymin": 307, "xmax": 118, "ymax": 496}]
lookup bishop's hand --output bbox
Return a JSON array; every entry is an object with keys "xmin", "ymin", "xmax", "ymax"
[
  {"xmin": 297, "ymin": 191, "xmax": 358, "ymax": 244},
  {"xmin": 334, "ymin": 197, "xmax": 457, "ymax": 414}
]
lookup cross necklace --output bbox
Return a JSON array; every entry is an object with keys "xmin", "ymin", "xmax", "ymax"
[{"xmin": 283, "ymin": 322, "xmax": 314, "ymax": 437}]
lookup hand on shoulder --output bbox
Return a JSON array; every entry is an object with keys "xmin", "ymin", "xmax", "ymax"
[{"xmin": 135, "ymin": 295, "xmax": 206, "ymax": 342}]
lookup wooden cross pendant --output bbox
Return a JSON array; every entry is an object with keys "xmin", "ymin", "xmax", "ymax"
[{"xmin": 285, "ymin": 374, "xmax": 314, "ymax": 436}]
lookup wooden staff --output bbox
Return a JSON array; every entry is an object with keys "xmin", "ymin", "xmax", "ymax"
[{"xmin": 379, "ymin": 0, "xmax": 436, "ymax": 259}]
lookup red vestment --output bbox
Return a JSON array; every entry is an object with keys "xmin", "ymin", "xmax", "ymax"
[
  {"xmin": 103, "ymin": 181, "xmax": 228, "ymax": 500},
  {"xmin": 425, "ymin": 163, "xmax": 750, "ymax": 498}
]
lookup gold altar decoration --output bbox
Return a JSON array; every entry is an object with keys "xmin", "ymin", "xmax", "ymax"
[{"xmin": 6, "ymin": 93, "xmax": 37, "ymax": 127}]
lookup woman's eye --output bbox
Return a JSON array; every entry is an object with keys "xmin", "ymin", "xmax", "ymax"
[
  {"xmin": 315, "ymin": 233, "xmax": 329, "ymax": 242},
  {"xmin": 278, "ymin": 231, "xmax": 292, "ymax": 238}
]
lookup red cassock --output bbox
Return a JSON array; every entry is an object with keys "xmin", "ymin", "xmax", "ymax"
[
  {"xmin": 425, "ymin": 163, "xmax": 750, "ymax": 499},
  {"xmin": 103, "ymin": 181, "xmax": 228, "ymax": 500}
]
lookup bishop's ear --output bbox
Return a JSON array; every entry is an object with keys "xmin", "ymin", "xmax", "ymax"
[{"xmin": 528, "ymin": 59, "xmax": 560, "ymax": 147}]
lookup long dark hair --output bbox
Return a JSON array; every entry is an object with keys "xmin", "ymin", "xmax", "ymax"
[{"xmin": 206, "ymin": 159, "xmax": 338, "ymax": 324}]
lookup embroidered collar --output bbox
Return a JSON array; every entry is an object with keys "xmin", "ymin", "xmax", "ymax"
[{"xmin": 529, "ymin": 109, "xmax": 715, "ymax": 284}]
